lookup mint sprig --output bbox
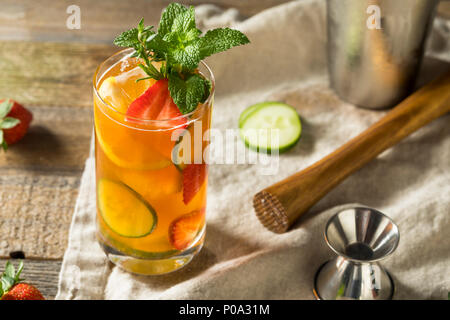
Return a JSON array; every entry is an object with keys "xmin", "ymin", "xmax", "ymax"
[{"xmin": 113, "ymin": 2, "xmax": 250, "ymax": 113}]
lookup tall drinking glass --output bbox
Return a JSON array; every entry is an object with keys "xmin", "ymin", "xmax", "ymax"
[{"xmin": 93, "ymin": 48, "xmax": 214, "ymax": 275}]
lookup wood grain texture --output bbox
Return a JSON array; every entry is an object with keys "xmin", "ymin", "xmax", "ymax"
[
  {"xmin": 1, "ymin": 0, "xmax": 448, "ymax": 44},
  {"xmin": 254, "ymin": 71, "xmax": 450, "ymax": 233},
  {"xmin": 0, "ymin": 259, "xmax": 62, "ymax": 300},
  {"xmin": 438, "ymin": 1, "xmax": 450, "ymax": 19},
  {"xmin": 0, "ymin": 106, "xmax": 92, "ymax": 259},
  {"xmin": 0, "ymin": 41, "xmax": 115, "ymax": 108},
  {"xmin": 0, "ymin": 0, "xmax": 292, "ymax": 43}
]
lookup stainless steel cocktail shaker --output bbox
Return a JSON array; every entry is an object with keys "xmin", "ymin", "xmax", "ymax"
[{"xmin": 327, "ymin": 0, "xmax": 440, "ymax": 109}]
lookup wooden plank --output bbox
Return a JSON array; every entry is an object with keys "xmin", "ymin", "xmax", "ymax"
[
  {"xmin": 439, "ymin": 1, "xmax": 450, "ymax": 19},
  {"xmin": 0, "ymin": 105, "xmax": 92, "ymax": 259},
  {"xmin": 1, "ymin": 0, "xmax": 449, "ymax": 44},
  {"xmin": 0, "ymin": 0, "xmax": 291, "ymax": 43},
  {"xmin": 0, "ymin": 259, "xmax": 61, "ymax": 300},
  {"xmin": 0, "ymin": 41, "xmax": 115, "ymax": 108},
  {"xmin": 0, "ymin": 106, "xmax": 92, "ymax": 170}
]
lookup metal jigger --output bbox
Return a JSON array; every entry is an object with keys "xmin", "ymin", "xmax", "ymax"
[{"xmin": 314, "ymin": 207, "xmax": 400, "ymax": 300}]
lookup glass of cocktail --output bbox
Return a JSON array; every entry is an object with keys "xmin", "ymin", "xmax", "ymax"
[
  {"xmin": 93, "ymin": 49, "xmax": 213, "ymax": 275},
  {"xmin": 92, "ymin": 3, "xmax": 248, "ymax": 275}
]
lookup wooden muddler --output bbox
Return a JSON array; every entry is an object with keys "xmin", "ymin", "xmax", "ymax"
[{"xmin": 253, "ymin": 71, "xmax": 450, "ymax": 233}]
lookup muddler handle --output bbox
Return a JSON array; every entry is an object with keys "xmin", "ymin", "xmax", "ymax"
[{"xmin": 253, "ymin": 71, "xmax": 450, "ymax": 233}]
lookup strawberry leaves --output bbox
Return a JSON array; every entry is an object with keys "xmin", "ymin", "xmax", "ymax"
[
  {"xmin": 113, "ymin": 2, "xmax": 249, "ymax": 114},
  {"xmin": 0, "ymin": 100, "xmax": 13, "ymax": 119},
  {"xmin": 0, "ymin": 100, "xmax": 20, "ymax": 130},
  {"xmin": 0, "ymin": 260, "xmax": 24, "ymax": 296},
  {"xmin": 1, "ymin": 118, "xmax": 20, "ymax": 129},
  {"xmin": 0, "ymin": 99, "xmax": 21, "ymax": 151}
]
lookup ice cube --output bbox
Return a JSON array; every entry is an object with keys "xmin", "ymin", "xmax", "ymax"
[
  {"xmin": 98, "ymin": 77, "xmax": 131, "ymax": 113},
  {"xmin": 115, "ymin": 66, "xmax": 157, "ymax": 101},
  {"xmin": 98, "ymin": 63, "xmax": 161, "ymax": 112}
]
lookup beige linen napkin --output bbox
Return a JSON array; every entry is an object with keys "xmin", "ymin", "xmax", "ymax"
[{"xmin": 56, "ymin": 0, "xmax": 450, "ymax": 299}]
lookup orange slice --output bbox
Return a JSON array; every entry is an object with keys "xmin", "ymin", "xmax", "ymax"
[{"xmin": 95, "ymin": 128, "xmax": 172, "ymax": 170}]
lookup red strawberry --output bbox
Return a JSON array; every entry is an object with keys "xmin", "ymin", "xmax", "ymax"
[
  {"xmin": 0, "ymin": 261, "xmax": 45, "ymax": 300},
  {"xmin": 1, "ymin": 283, "xmax": 45, "ymax": 300},
  {"xmin": 126, "ymin": 79, "xmax": 187, "ymax": 128},
  {"xmin": 182, "ymin": 164, "xmax": 207, "ymax": 204},
  {"xmin": 169, "ymin": 209, "xmax": 206, "ymax": 250},
  {"xmin": 127, "ymin": 79, "xmax": 169, "ymax": 120},
  {"xmin": 0, "ymin": 99, "xmax": 32, "ymax": 150}
]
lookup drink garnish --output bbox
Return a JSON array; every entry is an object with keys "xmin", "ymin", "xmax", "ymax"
[
  {"xmin": 126, "ymin": 78, "xmax": 187, "ymax": 128},
  {"xmin": 169, "ymin": 209, "xmax": 205, "ymax": 250},
  {"xmin": 98, "ymin": 179, "xmax": 157, "ymax": 238},
  {"xmin": 239, "ymin": 102, "xmax": 302, "ymax": 153},
  {"xmin": 182, "ymin": 163, "xmax": 207, "ymax": 204},
  {"xmin": 113, "ymin": 2, "xmax": 249, "ymax": 114}
]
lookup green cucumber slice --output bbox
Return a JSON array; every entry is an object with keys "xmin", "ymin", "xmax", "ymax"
[
  {"xmin": 239, "ymin": 102, "xmax": 301, "ymax": 153},
  {"xmin": 238, "ymin": 103, "xmax": 260, "ymax": 127},
  {"xmin": 171, "ymin": 129, "xmax": 189, "ymax": 172},
  {"xmin": 98, "ymin": 179, "xmax": 157, "ymax": 238}
]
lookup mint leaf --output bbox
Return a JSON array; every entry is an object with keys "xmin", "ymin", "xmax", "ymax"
[
  {"xmin": 160, "ymin": 5, "xmax": 201, "ymax": 72},
  {"xmin": 169, "ymin": 43, "xmax": 201, "ymax": 71},
  {"xmin": 1, "ymin": 117, "xmax": 20, "ymax": 129},
  {"xmin": 0, "ymin": 100, "xmax": 13, "ymax": 119},
  {"xmin": 171, "ymin": 6, "xmax": 196, "ymax": 34},
  {"xmin": 146, "ymin": 33, "xmax": 169, "ymax": 62},
  {"xmin": 169, "ymin": 72, "xmax": 207, "ymax": 114},
  {"xmin": 114, "ymin": 3, "xmax": 249, "ymax": 114},
  {"xmin": 114, "ymin": 28, "xmax": 139, "ymax": 47},
  {"xmin": 199, "ymin": 28, "xmax": 250, "ymax": 59},
  {"xmin": 158, "ymin": 3, "xmax": 188, "ymax": 36}
]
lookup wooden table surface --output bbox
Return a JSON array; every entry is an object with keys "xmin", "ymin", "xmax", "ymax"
[
  {"xmin": 0, "ymin": 0, "xmax": 449, "ymax": 300},
  {"xmin": 0, "ymin": 0, "xmax": 293, "ymax": 300}
]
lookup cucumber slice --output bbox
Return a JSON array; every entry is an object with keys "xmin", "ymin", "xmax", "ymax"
[
  {"xmin": 239, "ymin": 102, "xmax": 301, "ymax": 153},
  {"xmin": 171, "ymin": 128, "xmax": 191, "ymax": 172},
  {"xmin": 238, "ymin": 103, "xmax": 260, "ymax": 127},
  {"xmin": 98, "ymin": 179, "xmax": 157, "ymax": 238},
  {"xmin": 100, "ymin": 233, "xmax": 178, "ymax": 259}
]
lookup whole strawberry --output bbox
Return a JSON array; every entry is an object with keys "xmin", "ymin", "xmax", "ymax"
[
  {"xmin": 0, "ymin": 99, "xmax": 33, "ymax": 150},
  {"xmin": 0, "ymin": 261, "xmax": 45, "ymax": 300}
]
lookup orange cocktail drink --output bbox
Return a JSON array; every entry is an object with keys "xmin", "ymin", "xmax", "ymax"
[
  {"xmin": 93, "ymin": 48, "xmax": 213, "ymax": 275},
  {"xmin": 92, "ymin": 2, "xmax": 248, "ymax": 275}
]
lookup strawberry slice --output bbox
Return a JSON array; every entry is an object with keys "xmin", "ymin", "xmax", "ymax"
[
  {"xmin": 169, "ymin": 209, "xmax": 205, "ymax": 250},
  {"xmin": 126, "ymin": 79, "xmax": 169, "ymax": 120},
  {"xmin": 182, "ymin": 164, "xmax": 207, "ymax": 204},
  {"xmin": 156, "ymin": 93, "xmax": 187, "ymax": 128},
  {"xmin": 126, "ymin": 79, "xmax": 187, "ymax": 128}
]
